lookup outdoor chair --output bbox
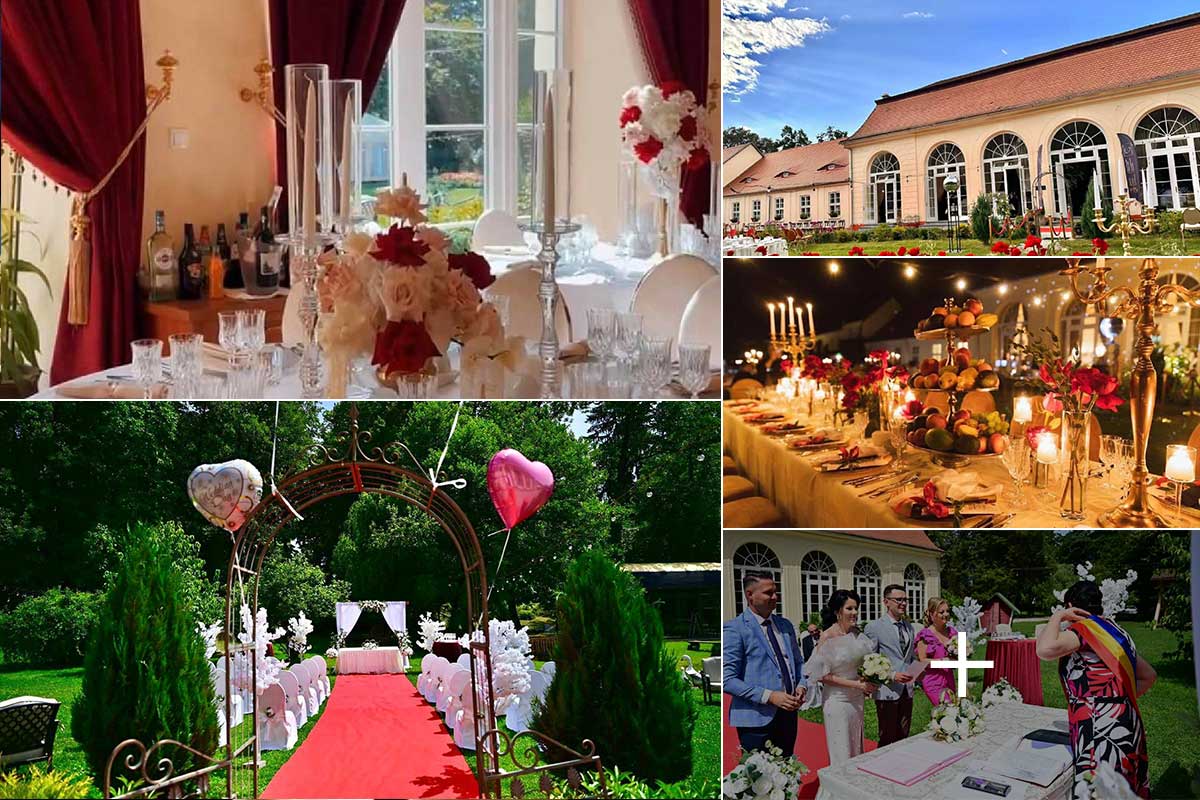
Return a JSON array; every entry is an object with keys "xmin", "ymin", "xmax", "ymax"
[
  {"xmin": 297, "ymin": 659, "xmax": 321, "ymax": 713},
  {"xmin": 437, "ymin": 666, "xmax": 468, "ymax": 714},
  {"xmin": 278, "ymin": 669, "xmax": 307, "ymax": 728},
  {"xmin": 540, "ymin": 661, "xmax": 555, "ymax": 682},
  {"xmin": 442, "ymin": 671, "xmax": 472, "ymax": 730},
  {"xmin": 452, "ymin": 682, "xmax": 480, "ymax": 751},
  {"xmin": 0, "ymin": 696, "xmax": 61, "ymax": 769},
  {"xmin": 1181, "ymin": 208, "xmax": 1200, "ymax": 248},
  {"xmin": 311, "ymin": 655, "xmax": 331, "ymax": 701},
  {"xmin": 701, "ymin": 657, "xmax": 721, "ymax": 705},
  {"xmin": 256, "ymin": 684, "xmax": 297, "ymax": 752}
]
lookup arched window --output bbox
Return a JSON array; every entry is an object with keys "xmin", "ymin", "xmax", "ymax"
[
  {"xmin": 982, "ymin": 133, "xmax": 1033, "ymax": 214},
  {"xmin": 996, "ymin": 302, "xmax": 1026, "ymax": 369},
  {"xmin": 1060, "ymin": 299, "xmax": 1103, "ymax": 362},
  {"xmin": 926, "ymin": 143, "xmax": 967, "ymax": 222},
  {"xmin": 1050, "ymin": 121, "xmax": 1111, "ymax": 217},
  {"xmin": 800, "ymin": 550, "xmax": 837, "ymax": 623},
  {"xmin": 904, "ymin": 563, "xmax": 926, "ymax": 620},
  {"xmin": 732, "ymin": 542, "xmax": 782, "ymax": 616},
  {"xmin": 1159, "ymin": 272, "xmax": 1200, "ymax": 350},
  {"xmin": 868, "ymin": 152, "xmax": 901, "ymax": 224},
  {"xmin": 853, "ymin": 557, "xmax": 882, "ymax": 624},
  {"xmin": 1135, "ymin": 107, "xmax": 1200, "ymax": 210}
]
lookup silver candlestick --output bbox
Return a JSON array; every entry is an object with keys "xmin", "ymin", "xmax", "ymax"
[{"xmin": 522, "ymin": 219, "xmax": 580, "ymax": 398}]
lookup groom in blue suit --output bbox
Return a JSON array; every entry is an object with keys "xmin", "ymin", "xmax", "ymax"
[{"xmin": 724, "ymin": 573, "xmax": 807, "ymax": 755}]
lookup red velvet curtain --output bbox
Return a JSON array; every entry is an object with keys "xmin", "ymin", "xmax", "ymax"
[
  {"xmin": 628, "ymin": 0, "xmax": 713, "ymax": 227},
  {"xmin": 269, "ymin": 0, "xmax": 408, "ymax": 232},
  {"xmin": 1, "ymin": 0, "xmax": 146, "ymax": 384}
]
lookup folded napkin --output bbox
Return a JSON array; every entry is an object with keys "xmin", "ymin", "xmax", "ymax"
[
  {"xmin": 58, "ymin": 382, "xmax": 169, "ymax": 400},
  {"xmin": 928, "ymin": 469, "xmax": 1002, "ymax": 502},
  {"xmin": 788, "ymin": 429, "xmax": 841, "ymax": 448},
  {"xmin": 816, "ymin": 444, "xmax": 888, "ymax": 470},
  {"xmin": 761, "ymin": 419, "xmax": 806, "ymax": 434}
]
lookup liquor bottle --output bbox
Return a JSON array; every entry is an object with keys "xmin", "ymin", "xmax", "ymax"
[
  {"xmin": 198, "ymin": 225, "xmax": 213, "ymax": 262},
  {"xmin": 218, "ymin": 223, "xmax": 243, "ymax": 289},
  {"xmin": 207, "ymin": 243, "xmax": 224, "ymax": 299},
  {"xmin": 143, "ymin": 210, "xmax": 177, "ymax": 301},
  {"xmin": 178, "ymin": 223, "xmax": 205, "ymax": 300},
  {"xmin": 254, "ymin": 206, "xmax": 280, "ymax": 293}
]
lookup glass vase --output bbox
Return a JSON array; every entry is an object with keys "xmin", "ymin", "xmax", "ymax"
[
  {"xmin": 1059, "ymin": 410, "xmax": 1091, "ymax": 520},
  {"xmin": 616, "ymin": 156, "xmax": 640, "ymax": 256},
  {"xmin": 643, "ymin": 161, "xmax": 682, "ymax": 257}
]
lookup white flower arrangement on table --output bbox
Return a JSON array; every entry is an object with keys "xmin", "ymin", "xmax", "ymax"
[
  {"xmin": 981, "ymin": 678, "xmax": 1024, "ymax": 709},
  {"xmin": 287, "ymin": 611, "xmax": 314, "ymax": 660},
  {"xmin": 928, "ymin": 697, "xmax": 985, "ymax": 742},
  {"xmin": 721, "ymin": 742, "xmax": 807, "ymax": 800},
  {"xmin": 325, "ymin": 647, "xmax": 339, "ymax": 659},
  {"xmin": 1052, "ymin": 562, "xmax": 1137, "ymax": 619},
  {"xmin": 396, "ymin": 631, "xmax": 413, "ymax": 658},
  {"xmin": 416, "ymin": 612, "xmax": 446, "ymax": 652},
  {"xmin": 858, "ymin": 653, "xmax": 893, "ymax": 684},
  {"xmin": 619, "ymin": 82, "xmax": 711, "ymax": 193},
  {"xmin": 362, "ymin": 640, "xmax": 378, "ymax": 650}
]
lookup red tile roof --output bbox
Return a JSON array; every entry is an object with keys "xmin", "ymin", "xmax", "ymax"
[
  {"xmin": 827, "ymin": 530, "xmax": 942, "ymax": 552},
  {"xmin": 723, "ymin": 143, "xmax": 754, "ymax": 163},
  {"xmin": 848, "ymin": 13, "xmax": 1200, "ymax": 142},
  {"xmin": 724, "ymin": 139, "xmax": 850, "ymax": 196}
]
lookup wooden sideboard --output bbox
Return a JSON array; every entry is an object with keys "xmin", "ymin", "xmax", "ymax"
[{"xmin": 138, "ymin": 292, "xmax": 287, "ymax": 344}]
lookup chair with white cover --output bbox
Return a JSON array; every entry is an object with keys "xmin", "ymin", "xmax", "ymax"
[
  {"xmin": 437, "ymin": 666, "xmax": 467, "ymax": 714},
  {"xmin": 426, "ymin": 657, "xmax": 451, "ymax": 704},
  {"xmin": 701, "ymin": 656, "xmax": 721, "ymax": 704},
  {"xmin": 278, "ymin": 668, "xmax": 307, "ymax": 728},
  {"xmin": 417, "ymin": 656, "xmax": 439, "ymax": 700},
  {"xmin": 486, "ymin": 262, "xmax": 572, "ymax": 342},
  {"xmin": 442, "ymin": 670, "xmax": 472, "ymax": 729},
  {"xmin": 528, "ymin": 669, "xmax": 550, "ymax": 707},
  {"xmin": 631, "ymin": 255, "xmax": 718, "ymax": 357},
  {"xmin": 456, "ymin": 653, "xmax": 472, "ymax": 671},
  {"xmin": 729, "ymin": 379, "xmax": 763, "ymax": 400},
  {"xmin": 540, "ymin": 661, "xmax": 556, "ymax": 682},
  {"xmin": 472, "ymin": 209, "xmax": 526, "ymax": 249},
  {"xmin": 212, "ymin": 666, "xmax": 245, "ymax": 729},
  {"xmin": 257, "ymin": 683, "xmax": 297, "ymax": 751},
  {"xmin": 504, "ymin": 686, "xmax": 534, "ymax": 734},
  {"xmin": 1181, "ymin": 207, "xmax": 1200, "ymax": 247},
  {"xmin": 453, "ymin": 681, "xmax": 480, "ymax": 751},
  {"xmin": 300, "ymin": 659, "xmax": 322, "ymax": 711},
  {"xmin": 311, "ymin": 655, "xmax": 331, "ymax": 701},
  {"xmin": 678, "ymin": 275, "xmax": 721, "ymax": 370}
]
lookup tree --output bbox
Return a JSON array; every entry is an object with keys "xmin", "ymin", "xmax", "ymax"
[
  {"xmin": 533, "ymin": 552, "xmax": 697, "ymax": 783},
  {"xmin": 777, "ymin": 125, "xmax": 811, "ymax": 150},
  {"xmin": 1080, "ymin": 177, "xmax": 1112, "ymax": 240},
  {"xmin": 970, "ymin": 193, "xmax": 995, "ymax": 244},
  {"xmin": 722, "ymin": 126, "xmax": 776, "ymax": 154},
  {"xmin": 929, "ymin": 531, "xmax": 1058, "ymax": 614},
  {"xmin": 258, "ymin": 547, "xmax": 351, "ymax": 637},
  {"xmin": 816, "ymin": 125, "xmax": 849, "ymax": 142},
  {"xmin": 73, "ymin": 523, "xmax": 218, "ymax": 786}
]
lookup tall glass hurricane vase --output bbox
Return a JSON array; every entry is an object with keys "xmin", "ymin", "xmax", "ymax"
[
  {"xmin": 644, "ymin": 160, "xmax": 682, "ymax": 258},
  {"xmin": 1059, "ymin": 410, "xmax": 1092, "ymax": 520}
]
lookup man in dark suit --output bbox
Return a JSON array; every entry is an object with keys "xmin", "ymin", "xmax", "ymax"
[{"xmin": 799, "ymin": 622, "xmax": 820, "ymax": 662}]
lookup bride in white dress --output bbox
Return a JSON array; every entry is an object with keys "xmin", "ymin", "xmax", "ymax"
[{"xmin": 801, "ymin": 589, "xmax": 880, "ymax": 764}]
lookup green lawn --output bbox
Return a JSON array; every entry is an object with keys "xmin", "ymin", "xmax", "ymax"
[
  {"xmin": 785, "ymin": 232, "xmax": 1197, "ymax": 257},
  {"xmin": 797, "ymin": 621, "xmax": 1198, "ymax": 796}
]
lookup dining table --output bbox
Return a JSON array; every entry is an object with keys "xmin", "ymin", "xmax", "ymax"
[{"xmin": 983, "ymin": 638, "xmax": 1045, "ymax": 706}]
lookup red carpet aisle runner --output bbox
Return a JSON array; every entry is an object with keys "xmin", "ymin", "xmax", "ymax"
[
  {"xmin": 262, "ymin": 674, "xmax": 478, "ymax": 799},
  {"xmin": 723, "ymin": 694, "xmax": 877, "ymax": 799}
]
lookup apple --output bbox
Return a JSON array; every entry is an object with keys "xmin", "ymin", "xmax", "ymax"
[
  {"xmin": 927, "ymin": 413, "xmax": 948, "ymax": 430},
  {"xmin": 952, "ymin": 409, "xmax": 972, "ymax": 423},
  {"xmin": 989, "ymin": 433, "xmax": 1007, "ymax": 454},
  {"xmin": 944, "ymin": 313, "xmax": 959, "ymax": 328},
  {"xmin": 959, "ymin": 310, "xmax": 976, "ymax": 327},
  {"xmin": 965, "ymin": 298, "xmax": 984, "ymax": 315},
  {"xmin": 920, "ymin": 357, "xmax": 940, "ymax": 376}
]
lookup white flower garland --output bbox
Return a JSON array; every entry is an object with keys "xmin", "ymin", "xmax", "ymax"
[{"xmin": 928, "ymin": 698, "xmax": 985, "ymax": 742}]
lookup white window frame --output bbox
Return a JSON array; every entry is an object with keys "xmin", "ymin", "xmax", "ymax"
[
  {"xmin": 732, "ymin": 542, "xmax": 783, "ymax": 617},
  {"xmin": 926, "ymin": 143, "xmax": 967, "ymax": 222},
  {"xmin": 731, "ymin": 200, "xmax": 741, "ymax": 223},
  {"xmin": 868, "ymin": 152, "xmax": 901, "ymax": 224},
  {"xmin": 904, "ymin": 564, "xmax": 926, "ymax": 620},
  {"xmin": 800, "ymin": 550, "xmax": 836, "ymax": 623},
  {"xmin": 853, "ymin": 557, "xmax": 882, "ymax": 625},
  {"xmin": 388, "ymin": 0, "xmax": 564, "ymax": 225},
  {"xmin": 1135, "ymin": 107, "xmax": 1200, "ymax": 210},
  {"xmin": 1050, "ymin": 121, "xmax": 1111, "ymax": 216},
  {"xmin": 829, "ymin": 191, "xmax": 841, "ymax": 218},
  {"xmin": 982, "ymin": 133, "xmax": 1033, "ymax": 215},
  {"xmin": 751, "ymin": 199, "xmax": 762, "ymax": 222},
  {"xmin": 774, "ymin": 196, "xmax": 785, "ymax": 221},
  {"xmin": 799, "ymin": 195, "xmax": 811, "ymax": 220}
]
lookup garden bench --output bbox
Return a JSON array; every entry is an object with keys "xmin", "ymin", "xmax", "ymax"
[{"xmin": 0, "ymin": 696, "xmax": 61, "ymax": 770}]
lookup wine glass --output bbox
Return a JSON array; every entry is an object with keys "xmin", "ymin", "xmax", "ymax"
[
  {"xmin": 635, "ymin": 336, "xmax": 672, "ymax": 397},
  {"xmin": 1099, "ymin": 434, "xmax": 1121, "ymax": 489},
  {"xmin": 886, "ymin": 411, "xmax": 909, "ymax": 474},
  {"xmin": 238, "ymin": 308, "xmax": 266, "ymax": 354},
  {"xmin": 587, "ymin": 308, "xmax": 616, "ymax": 366},
  {"xmin": 218, "ymin": 311, "xmax": 242, "ymax": 368},
  {"xmin": 168, "ymin": 333, "xmax": 203, "ymax": 397},
  {"xmin": 999, "ymin": 434, "xmax": 1032, "ymax": 509},
  {"xmin": 130, "ymin": 339, "xmax": 163, "ymax": 400},
  {"xmin": 614, "ymin": 312, "xmax": 643, "ymax": 368},
  {"xmin": 678, "ymin": 343, "xmax": 712, "ymax": 399}
]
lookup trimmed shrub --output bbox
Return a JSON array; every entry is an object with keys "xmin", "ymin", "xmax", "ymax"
[
  {"xmin": 870, "ymin": 224, "xmax": 894, "ymax": 242},
  {"xmin": 0, "ymin": 589, "xmax": 100, "ymax": 666},
  {"xmin": 73, "ymin": 523, "xmax": 219, "ymax": 785},
  {"xmin": 0, "ymin": 766, "xmax": 91, "ymax": 799},
  {"xmin": 970, "ymin": 194, "xmax": 994, "ymax": 244},
  {"xmin": 834, "ymin": 228, "xmax": 855, "ymax": 243},
  {"xmin": 533, "ymin": 551, "xmax": 697, "ymax": 783}
]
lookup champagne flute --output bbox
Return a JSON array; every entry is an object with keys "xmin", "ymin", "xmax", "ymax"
[
  {"xmin": 999, "ymin": 434, "xmax": 1032, "ymax": 509},
  {"xmin": 887, "ymin": 411, "xmax": 909, "ymax": 474}
]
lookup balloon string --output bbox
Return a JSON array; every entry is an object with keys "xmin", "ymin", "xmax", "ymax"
[
  {"xmin": 393, "ymin": 401, "xmax": 468, "ymax": 493},
  {"xmin": 486, "ymin": 527, "xmax": 514, "ymax": 603}
]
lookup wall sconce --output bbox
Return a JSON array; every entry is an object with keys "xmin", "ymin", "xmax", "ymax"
[{"xmin": 240, "ymin": 58, "xmax": 287, "ymax": 127}]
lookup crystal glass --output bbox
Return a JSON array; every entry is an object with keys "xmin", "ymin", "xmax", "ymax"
[
  {"xmin": 1164, "ymin": 444, "xmax": 1197, "ymax": 524},
  {"xmin": 614, "ymin": 311, "xmax": 643, "ymax": 367},
  {"xmin": 887, "ymin": 412, "xmax": 909, "ymax": 474},
  {"xmin": 396, "ymin": 372, "xmax": 435, "ymax": 399},
  {"xmin": 130, "ymin": 339, "xmax": 163, "ymax": 400},
  {"xmin": 238, "ymin": 308, "xmax": 267, "ymax": 353},
  {"xmin": 587, "ymin": 308, "xmax": 616, "ymax": 364},
  {"xmin": 169, "ymin": 333, "xmax": 203, "ymax": 396},
  {"xmin": 226, "ymin": 351, "xmax": 265, "ymax": 399},
  {"xmin": 635, "ymin": 336, "xmax": 672, "ymax": 397},
  {"xmin": 565, "ymin": 362, "xmax": 605, "ymax": 399},
  {"xmin": 999, "ymin": 434, "xmax": 1032, "ymax": 509},
  {"xmin": 1099, "ymin": 434, "xmax": 1121, "ymax": 489},
  {"xmin": 678, "ymin": 343, "xmax": 711, "ymax": 399},
  {"xmin": 260, "ymin": 345, "xmax": 284, "ymax": 387},
  {"xmin": 218, "ymin": 311, "xmax": 242, "ymax": 356},
  {"xmin": 605, "ymin": 364, "xmax": 633, "ymax": 399}
]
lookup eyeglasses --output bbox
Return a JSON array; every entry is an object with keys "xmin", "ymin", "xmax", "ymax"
[{"xmin": 886, "ymin": 596, "xmax": 909, "ymax": 603}]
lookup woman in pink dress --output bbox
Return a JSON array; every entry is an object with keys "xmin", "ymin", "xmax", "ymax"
[{"xmin": 915, "ymin": 597, "xmax": 957, "ymax": 706}]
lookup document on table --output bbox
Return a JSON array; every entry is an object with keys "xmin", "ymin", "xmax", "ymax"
[
  {"xmin": 987, "ymin": 747, "xmax": 1071, "ymax": 788},
  {"xmin": 857, "ymin": 739, "xmax": 970, "ymax": 786}
]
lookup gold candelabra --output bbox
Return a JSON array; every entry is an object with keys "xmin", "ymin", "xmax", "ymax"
[
  {"xmin": 239, "ymin": 58, "xmax": 288, "ymax": 127},
  {"xmin": 1061, "ymin": 257, "xmax": 1200, "ymax": 527},
  {"xmin": 771, "ymin": 324, "xmax": 817, "ymax": 361},
  {"xmin": 1093, "ymin": 194, "xmax": 1156, "ymax": 256}
]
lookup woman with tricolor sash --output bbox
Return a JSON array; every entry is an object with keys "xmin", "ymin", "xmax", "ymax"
[{"xmin": 1036, "ymin": 580, "xmax": 1157, "ymax": 799}]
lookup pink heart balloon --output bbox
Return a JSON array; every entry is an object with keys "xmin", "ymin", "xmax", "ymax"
[{"xmin": 487, "ymin": 448, "xmax": 555, "ymax": 529}]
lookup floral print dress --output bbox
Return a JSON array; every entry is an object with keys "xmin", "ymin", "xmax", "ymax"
[{"xmin": 1058, "ymin": 620, "xmax": 1149, "ymax": 799}]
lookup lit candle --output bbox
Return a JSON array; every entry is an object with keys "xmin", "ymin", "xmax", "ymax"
[
  {"xmin": 806, "ymin": 302, "xmax": 815, "ymax": 336},
  {"xmin": 787, "ymin": 297, "xmax": 796, "ymax": 332},
  {"xmin": 796, "ymin": 301, "xmax": 806, "ymax": 338},
  {"xmin": 302, "ymin": 79, "xmax": 317, "ymax": 244},
  {"xmin": 542, "ymin": 85, "xmax": 555, "ymax": 229},
  {"xmin": 1013, "ymin": 396, "xmax": 1033, "ymax": 425},
  {"xmin": 1164, "ymin": 445, "xmax": 1196, "ymax": 482},
  {"xmin": 338, "ymin": 90, "xmax": 353, "ymax": 227},
  {"xmin": 1036, "ymin": 431, "xmax": 1058, "ymax": 464},
  {"xmin": 768, "ymin": 302, "xmax": 777, "ymax": 338},
  {"xmin": 903, "ymin": 389, "xmax": 916, "ymax": 404}
]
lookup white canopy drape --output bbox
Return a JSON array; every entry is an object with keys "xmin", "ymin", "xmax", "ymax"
[
  {"xmin": 335, "ymin": 602, "xmax": 363, "ymax": 640},
  {"xmin": 382, "ymin": 602, "xmax": 407, "ymax": 636}
]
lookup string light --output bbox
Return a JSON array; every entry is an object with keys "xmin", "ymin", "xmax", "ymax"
[
  {"xmin": 956, "ymin": 278, "xmax": 967, "ymax": 291},
  {"xmin": 828, "ymin": 261, "xmax": 840, "ymax": 275},
  {"xmin": 1033, "ymin": 295, "xmax": 1043, "ymax": 306},
  {"xmin": 903, "ymin": 265, "xmax": 917, "ymax": 279},
  {"xmin": 997, "ymin": 283, "xmax": 1008, "ymax": 295}
]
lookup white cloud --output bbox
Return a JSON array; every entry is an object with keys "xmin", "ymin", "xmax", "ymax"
[
  {"xmin": 840, "ymin": 14, "xmax": 852, "ymax": 21},
  {"xmin": 1001, "ymin": 48, "xmax": 1009, "ymax": 55},
  {"xmin": 723, "ymin": 13, "xmax": 831, "ymax": 96},
  {"xmin": 902, "ymin": 10, "xmax": 935, "ymax": 18},
  {"xmin": 724, "ymin": 0, "xmax": 789, "ymax": 14}
]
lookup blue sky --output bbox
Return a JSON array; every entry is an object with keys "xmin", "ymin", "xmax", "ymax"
[{"xmin": 723, "ymin": 0, "xmax": 1200, "ymax": 139}]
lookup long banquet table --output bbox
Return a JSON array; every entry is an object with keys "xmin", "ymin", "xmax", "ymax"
[
  {"xmin": 336, "ymin": 646, "xmax": 403, "ymax": 675},
  {"xmin": 723, "ymin": 402, "xmax": 1164, "ymax": 529},
  {"xmin": 815, "ymin": 702, "xmax": 1071, "ymax": 800}
]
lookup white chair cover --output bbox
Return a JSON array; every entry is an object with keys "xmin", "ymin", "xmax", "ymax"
[
  {"xmin": 528, "ymin": 670, "xmax": 550, "ymax": 706},
  {"xmin": 485, "ymin": 262, "xmax": 572, "ymax": 342},
  {"xmin": 678, "ymin": 275, "xmax": 721, "ymax": 370},
  {"xmin": 257, "ymin": 683, "xmax": 297, "ymax": 751},
  {"xmin": 452, "ymin": 679, "xmax": 479, "ymax": 751},
  {"xmin": 631, "ymin": 254, "xmax": 717, "ymax": 358},
  {"xmin": 297, "ymin": 659, "xmax": 321, "ymax": 712},
  {"xmin": 701, "ymin": 656, "xmax": 722, "ymax": 690},
  {"xmin": 442, "ymin": 670, "xmax": 472, "ymax": 729},
  {"xmin": 212, "ymin": 666, "xmax": 245, "ymax": 729},
  {"xmin": 437, "ymin": 666, "xmax": 467, "ymax": 714},
  {"xmin": 278, "ymin": 668, "xmax": 307, "ymax": 728},
  {"xmin": 472, "ymin": 209, "xmax": 526, "ymax": 249},
  {"xmin": 422, "ymin": 656, "xmax": 447, "ymax": 703},
  {"xmin": 504, "ymin": 688, "xmax": 533, "ymax": 734},
  {"xmin": 679, "ymin": 654, "xmax": 703, "ymax": 687},
  {"xmin": 417, "ymin": 657, "xmax": 435, "ymax": 698},
  {"xmin": 455, "ymin": 653, "xmax": 472, "ymax": 670},
  {"xmin": 312, "ymin": 655, "xmax": 331, "ymax": 701},
  {"xmin": 540, "ymin": 661, "xmax": 556, "ymax": 681}
]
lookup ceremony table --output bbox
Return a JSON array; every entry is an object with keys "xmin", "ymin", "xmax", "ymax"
[
  {"xmin": 723, "ymin": 403, "xmax": 1147, "ymax": 529},
  {"xmin": 336, "ymin": 647, "xmax": 404, "ymax": 675},
  {"xmin": 431, "ymin": 641, "xmax": 464, "ymax": 661},
  {"xmin": 815, "ymin": 703, "xmax": 1071, "ymax": 800},
  {"xmin": 984, "ymin": 639, "xmax": 1044, "ymax": 706}
]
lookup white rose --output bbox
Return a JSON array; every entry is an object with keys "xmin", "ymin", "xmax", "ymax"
[
  {"xmin": 379, "ymin": 265, "xmax": 431, "ymax": 322},
  {"xmin": 752, "ymin": 776, "xmax": 772, "ymax": 796},
  {"xmin": 445, "ymin": 268, "xmax": 482, "ymax": 324},
  {"xmin": 768, "ymin": 790, "xmax": 784, "ymax": 800},
  {"xmin": 621, "ymin": 86, "xmax": 641, "ymax": 107},
  {"xmin": 344, "ymin": 231, "xmax": 375, "ymax": 256}
]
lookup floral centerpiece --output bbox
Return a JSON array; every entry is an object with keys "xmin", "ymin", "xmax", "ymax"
[
  {"xmin": 286, "ymin": 611, "xmax": 313, "ymax": 661},
  {"xmin": 396, "ymin": 630, "xmax": 413, "ymax": 659},
  {"xmin": 858, "ymin": 652, "xmax": 893, "ymax": 684},
  {"xmin": 721, "ymin": 743, "xmax": 807, "ymax": 800},
  {"xmin": 839, "ymin": 351, "xmax": 909, "ymax": 436},
  {"xmin": 928, "ymin": 697, "xmax": 985, "ymax": 741},
  {"xmin": 315, "ymin": 183, "xmax": 507, "ymax": 396},
  {"xmin": 981, "ymin": 678, "xmax": 1024, "ymax": 709},
  {"xmin": 362, "ymin": 640, "xmax": 378, "ymax": 650},
  {"xmin": 416, "ymin": 612, "xmax": 446, "ymax": 653}
]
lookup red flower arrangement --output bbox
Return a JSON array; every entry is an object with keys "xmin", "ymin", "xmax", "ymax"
[
  {"xmin": 848, "ymin": 245, "xmax": 865, "ymax": 256},
  {"xmin": 1017, "ymin": 332, "xmax": 1125, "ymax": 416},
  {"xmin": 755, "ymin": 245, "xmax": 768, "ymax": 255},
  {"xmin": 373, "ymin": 319, "xmax": 441, "ymax": 375},
  {"xmin": 373, "ymin": 225, "xmax": 432, "ymax": 266},
  {"xmin": 634, "ymin": 138, "xmax": 664, "ymax": 164}
]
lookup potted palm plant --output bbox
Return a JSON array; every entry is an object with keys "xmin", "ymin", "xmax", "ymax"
[{"xmin": 1, "ymin": 152, "xmax": 52, "ymax": 397}]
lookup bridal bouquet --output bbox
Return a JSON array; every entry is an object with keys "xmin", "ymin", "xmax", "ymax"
[
  {"xmin": 929, "ymin": 698, "xmax": 985, "ymax": 742},
  {"xmin": 858, "ymin": 653, "xmax": 893, "ymax": 684},
  {"xmin": 981, "ymin": 678, "xmax": 1024, "ymax": 709},
  {"xmin": 362, "ymin": 640, "xmax": 378, "ymax": 650},
  {"xmin": 721, "ymin": 742, "xmax": 807, "ymax": 800},
  {"xmin": 946, "ymin": 636, "xmax": 973, "ymax": 659},
  {"xmin": 619, "ymin": 82, "xmax": 711, "ymax": 191}
]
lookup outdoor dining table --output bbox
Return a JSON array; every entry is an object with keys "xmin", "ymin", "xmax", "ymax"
[
  {"xmin": 722, "ymin": 402, "xmax": 1155, "ymax": 529},
  {"xmin": 983, "ymin": 638, "xmax": 1045, "ymax": 706}
]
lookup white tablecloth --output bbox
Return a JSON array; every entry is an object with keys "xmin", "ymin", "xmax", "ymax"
[
  {"xmin": 336, "ymin": 647, "xmax": 403, "ymax": 674},
  {"xmin": 723, "ymin": 402, "xmax": 1152, "ymax": 529},
  {"xmin": 815, "ymin": 703, "xmax": 1071, "ymax": 800}
]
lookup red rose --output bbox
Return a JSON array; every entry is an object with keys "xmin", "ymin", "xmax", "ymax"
[
  {"xmin": 372, "ymin": 320, "xmax": 442, "ymax": 375},
  {"xmin": 660, "ymin": 80, "xmax": 687, "ymax": 98},
  {"xmin": 909, "ymin": 247, "xmax": 920, "ymax": 256},
  {"xmin": 848, "ymin": 246, "xmax": 864, "ymax": 256},
  {"xmin": 1092, "ymin": 237, "xmax": 1109, "ymax": 256},
  {"xmin": 898, "ymin": 246, "xmax": 908, "ymax": 256},
  {"xmin": 373, "ymin": 225, "xmax": 431, "ymax": 267},
  {"xmin": 619, "ymin": 105, "xmax": 641, "ymax": 128},
  {"xmin": 755, "ymin": 245, "xmax": 767, "ymax": 255},
  {"xmin": 1094, "ymin": 392, "xmax": 1124, "ymax": 411},
  {"xmin": 448, "ymin": 251, "xmax": 495, "ymax": 290},
  {"xmin": 685, "ymin": 146, "xmax": 710, "ymax": 171},
  {"xmin": 1024, "ymin": 234, "xmax": 1041, "ymax": 249},
  {"xmin": 679, "ymin": 114, "xmax": 698, "ymax": 142},
  {"xmin": 991, "ymin": 241, "xmax": 1010, "ymax": 254},
  {"xmin": 726, "ymin": 249, "xmax": 734, "ymax": 256},
  {"xmin": 922, "ymin": 481, "xmax": 950, "ymax": 519},
  {"xmin": 1009, "ymin": 246, "xmax": 1022, "ymax": 256},
  {"xmin": 937, "ymin": 250, "xmax": 947, "ymax": 256},
  {"xmin": 1024, "ymin": 424, "xmax": 1049, "ymax": 448},
  {"xmin": 1038, "ymin": 362, "xmax": 1057, "ymax": 388},
  {"xmin": 633, "ymin": 137, "xmax": 664, "ymax": 164}
]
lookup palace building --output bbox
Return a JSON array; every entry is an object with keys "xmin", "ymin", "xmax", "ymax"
[{"xmin": 723, "ymin": 13, "xmax": 1200, "ymax": 228}]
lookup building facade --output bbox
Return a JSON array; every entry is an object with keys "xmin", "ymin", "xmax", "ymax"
[
  {"xmin": 722, "ymin": 139, "xmax": 852, "ymax": 228},
  {"xmin": 723, "ymin": 530, "xmax": 942, "ymax": 627}
]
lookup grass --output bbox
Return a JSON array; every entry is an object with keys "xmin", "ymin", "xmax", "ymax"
[
  {"xmin": 796, "ymin": 621, "xmax": 1198, "ymax": 796},
  {"xmin": 0, "ymin": 639, "xmax": 720, "ymax": 799},
  {"xmin": 784, "ymin": 232, "xmax": 1198, "ymax": 257}
]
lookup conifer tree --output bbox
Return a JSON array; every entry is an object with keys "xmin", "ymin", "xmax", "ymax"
[{"xmin": 533, "ymin": 551, "xmax": 696, "ymax": 782}]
